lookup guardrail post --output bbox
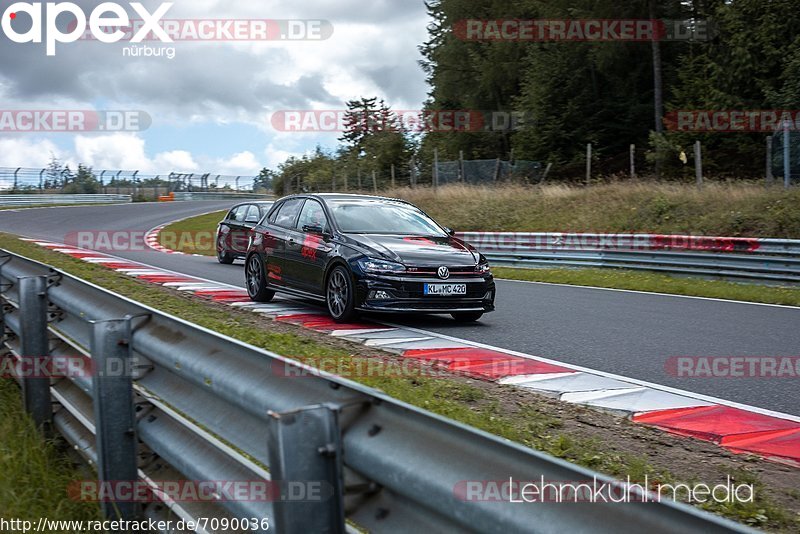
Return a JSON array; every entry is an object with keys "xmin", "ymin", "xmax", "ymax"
[
  {"xmin": 18, "ymin": 276, "xmax": 52, "ymax": 431},
  {"xmin": 90, "ymin": 318, "xmax": 140, "ymax": 521},
  {"xmin": 267, "ymin": 405, "xmax": 345, "ymax": 534}
]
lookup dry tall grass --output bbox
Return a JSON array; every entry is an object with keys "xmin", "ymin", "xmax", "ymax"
[{"xmin": 381, "ymin": 182, "xmax": 800, "ymax": 237}]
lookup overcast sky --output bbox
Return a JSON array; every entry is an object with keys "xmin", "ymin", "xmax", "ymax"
[{"xmin": 0, "ymin": 0, "xmax": 430, "ymax": 174}]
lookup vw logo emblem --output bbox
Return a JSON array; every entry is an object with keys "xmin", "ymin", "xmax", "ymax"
[{"xmin": 437, "ymin": 266, "xmax": 450, "ymax": 280}]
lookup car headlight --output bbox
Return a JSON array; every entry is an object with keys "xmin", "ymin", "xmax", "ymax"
[
  {"xmin": 358, "ymin": 258, "xmax": 406, "ymax": 274},
  {"xmin": 476, "ymin": 256, "xmax": 491, "ymax": 275}
]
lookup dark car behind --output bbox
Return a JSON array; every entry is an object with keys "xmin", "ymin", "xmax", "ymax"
[{"xmin": 215, "ymin": 201, "xmax": 273, "ymax": 263}]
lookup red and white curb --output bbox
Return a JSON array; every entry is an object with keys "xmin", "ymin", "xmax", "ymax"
[
  {"xmin": 145, "ymin": 224, "xmax": 186, "ymax": 255},
  {"xmin": 22, "ymin": 238, "xmax": 800, "ymax": 468}
]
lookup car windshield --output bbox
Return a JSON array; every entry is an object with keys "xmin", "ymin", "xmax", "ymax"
[{"xmin": 328, "ymin": 199, "xmax": 446, "ymax": 236}]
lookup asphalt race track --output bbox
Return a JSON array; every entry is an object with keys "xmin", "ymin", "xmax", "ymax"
[{"xmin": 1, "ymin": 201, "xmax": 798, "ymax": 415}]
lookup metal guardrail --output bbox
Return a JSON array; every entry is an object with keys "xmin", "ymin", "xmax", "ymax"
[
  {"xmin": 171, "ymin": 192, "xmax": 273, "ymax": 201},
  {"xmin": 0, "ymin": 250, "xmax": 750, "ymax": 533},
  {"xmin": 458, "ymin": 232, "xmax": 800, "ymax": 284},
  {"xmin": 0, "ymin": 194, "xmax": 132, "ymax": 207}
]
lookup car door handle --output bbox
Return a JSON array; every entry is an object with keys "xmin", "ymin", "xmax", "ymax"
[{"xmin": 288, "ymin": 237, "xmax": 296, "ymax": 244}]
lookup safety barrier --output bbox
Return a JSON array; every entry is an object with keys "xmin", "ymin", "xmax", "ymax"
[
  {"xmin": 0, "ymin": 250, "xmax": 749, "ymax": 533},
  {"xmin": 0, "ymin": 194, "xmax": 132, "ymax": 207},
  {"xmin": 458, "ymin": 232, "xmax": 800, "ymax": 284}
]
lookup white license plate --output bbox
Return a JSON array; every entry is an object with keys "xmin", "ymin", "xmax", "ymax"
[{"xmin": 424, "ymin": 283, "xmax": 467, "ymax": 296}]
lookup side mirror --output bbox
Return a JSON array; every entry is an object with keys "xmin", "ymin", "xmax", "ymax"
[{"xmin": 444, "ymin": 227, "xmax": 456, "ymax": 236}]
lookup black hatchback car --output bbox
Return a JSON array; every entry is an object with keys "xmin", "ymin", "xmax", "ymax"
[
  {"xmin": 216, "ymin": 201, "xmax": 274, "ymax": 263},
  {"xmin": 245, "ymin": 194, "xmax": 495, "ymax": 323}
]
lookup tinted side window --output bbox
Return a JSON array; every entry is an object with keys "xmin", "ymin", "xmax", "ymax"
[
  {"xmin": 245, "ymin": 205, "xmax": 261, "ymax": 222},
  {"xmin": 273, "ymin": 199, "xmax": 304, "ymax": 228},
  {"xmin": 297, "ymin": 200, "xmax": 329, "ymax": 233},
  {"xmin": 230, "ymin": 206, "xmax": 248, "ymax": 222},
  {"xmin": 267, "ymin": 202, "xmax": 283, "ymax": 224}
]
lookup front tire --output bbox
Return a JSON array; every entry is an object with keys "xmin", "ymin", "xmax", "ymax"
[
  {"xmin": 326, "ymin": 265, "xmax": 357, "ymax": 322},
  {"xmin": 246, "ymin": 254, "xmax": 275, "ymax": 302},
  {"xmin": 451, "ymin": 311, "xmax": 483, "ymax": 323}
]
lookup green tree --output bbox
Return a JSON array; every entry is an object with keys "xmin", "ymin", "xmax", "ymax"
[{"xmin": 63, "ymin": 165, "xmax": 100, "ymax": 194}]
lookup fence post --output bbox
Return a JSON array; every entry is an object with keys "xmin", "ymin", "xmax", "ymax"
[
  {"xmin": 784, "ymin": 120, "xmax": 792, "ymax": 189},
  {"xmin": 459, "ymin": 150, "xmax": 465, "ymax": 182},
  {"xmin": 433, "ymin": 148, "xmax": 439, "ymax": 190},
  {"xmin": 357, "ymin": 168, "xmax": 362, "ymax": 190},
  {"xmin": 372, "ymin": 170, "xmax": 377, "ymax": 193},
  {"xmin": 267, "ymin": 405, "xmax": 345, "ymax": 534},
  {"xmin": 115, "ymin": 171, "xmax": 121, "ymax": 195},
  {"xmin": 90, "ymin": 318, "xmax": 140, "ymax": 521},
  {"xmin": 39, "ymin": 169, "xmax": 44, "ymax": 191},
  {"xmin": 409, "ymin": 157, "xmax": 416, "ymax": 188},
  {"xmin": 493, "ymin": 158, "xmax": 501, "ymax": 182},
  {"xmin": 18, "ymin": 275, "xmax": 51, "ymax": 431},
  {"xmin": 540, "ymin": 162, "xmax": 553, "ymax": 184},
  {"xmin": 630, "ymin": 144, "xmax": 636, "ymax": 179},
  {"xmin": 391, "ymin": 164, "xmax": 396, "ymax": 189},
  {"xmin": 332, "ymin": 172, "xmax": 336, "ymax": 193},
  {"xmin": 13, "ymin": 167, "xmax": 20, "ymax": 192},
  {"xmin": 236, "ymin": 176, "xmax": 241, "ymax": 192},
  {"xmin": 766, "ymin": 136, "xmax": 773, "ymax": 185},
  {"xmin": 132, "ymin": 171, "xmax": 139, "ymax": 198},
  {"xmin": 694, "ymin": 141, "xmax": 703, "ymax": 188},
  {"xmin": 585, "ymin": 144, "xmax": 592, "ymax": 185}
]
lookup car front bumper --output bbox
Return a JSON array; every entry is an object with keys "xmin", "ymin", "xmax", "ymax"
[{"xmin": 354, "ymin": 273, "xmax": 496, "ymax": 314}]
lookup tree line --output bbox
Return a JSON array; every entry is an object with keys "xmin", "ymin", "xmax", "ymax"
[{"xmin": 267, "ymin": 0, "xmax": 800, "ymax": 190}]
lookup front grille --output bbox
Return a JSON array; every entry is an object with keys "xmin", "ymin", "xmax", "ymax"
[{"xmin": 404, "ymin": 266, "xmax": 480, "ymax": 278}]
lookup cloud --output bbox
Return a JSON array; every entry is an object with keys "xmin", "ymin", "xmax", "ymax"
[
  {"xmin": 153, "ymin": 150, "xmax": 199, "ymax": 172},
  {"xmin": 212, "ymin": 151, "xmax": 262, "ymax": 175},
  {"xmin": 0, "ymin": 0, "xmax": 431, "ymax": 168},
  {"xmin": 74, "ymin": 134, "xmax": 150, "ymax": 170},
  {"xmin": 0, "ymin": 138, "xmax": 63, "ymax": 168}
]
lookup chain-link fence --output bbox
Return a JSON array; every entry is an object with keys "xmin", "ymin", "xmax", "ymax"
[
  {"xmin": 0, "ymin": 167, "xmax": 263, "ymax": 200},
  {"xmin": 288, "ymin": 157, "xmax": 542, "ymax": 194},
  {"xmin": 437, "ymin": 159, "xmax": 541, "ymax": 185}
]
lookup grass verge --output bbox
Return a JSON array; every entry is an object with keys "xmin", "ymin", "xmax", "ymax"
[
  {"xmin": 158, "ymin": 211, "xmax": 223, "ymax": 255},
  {"xmin": 0, "ymin": 378, "xmax": 101, "ymax": 522},
  {"xmin": 1, "ymin": 234, "xmax": 799, "ymax": 531},
  {"xmin": 387, "ymin": 183, "xmax": 800, "ymax": 238}
]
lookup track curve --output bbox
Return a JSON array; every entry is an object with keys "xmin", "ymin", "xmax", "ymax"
[{"xmin": 1, "ymin": 201, "xmax": 798, "ymax": 415}]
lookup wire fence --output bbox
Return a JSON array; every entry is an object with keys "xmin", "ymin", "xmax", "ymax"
[
  {"xmin": 0, "ymin": 167, "xmax": 264, "ymax": 200},
  {"xmin": 288, "ymin": 157, "xmax": 543, "ymax": 194}
]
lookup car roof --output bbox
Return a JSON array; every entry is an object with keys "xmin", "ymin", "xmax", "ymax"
[
  {"xmin": 281, "ymin": 193, "xmax": 408, "ymax": 204},
  {"xmin": 230, "ymin": 200, "xmax": 274, "ymax": 207}
]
